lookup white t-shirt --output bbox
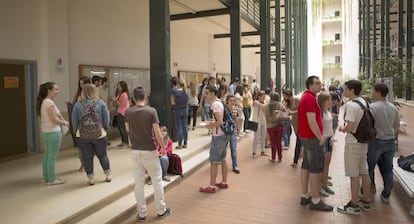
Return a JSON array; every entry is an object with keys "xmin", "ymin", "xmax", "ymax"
[
  {"xmin": 40, "ymin": 98, "xmax": 61, "ymax": 132},
  {"xmin": 322, "ymin": 110, "xmax": 333, "ymax": 137},
  {"xmin": 343, "ymin": 97, "xmax": 366, "ymax": 143},
  {"xmin": 211, "ymin": 100, "xmax": 225, "ymax": 136}
]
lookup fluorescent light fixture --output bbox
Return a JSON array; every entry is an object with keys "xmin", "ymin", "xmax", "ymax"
[{"xmin": 91, "ymin": 71, "xmax": 106, "ymax": 75}]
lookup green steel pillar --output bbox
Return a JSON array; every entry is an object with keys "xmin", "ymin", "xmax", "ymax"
[
  {"xmin": 302, "ymin": 0, "xmax": 308, "ymax": 92},
  {"xmin": 398, "ymin": 0, "xmax": 404, "ymax": 96},
  {"xmin": 293, "ymin": 0, "xmax": 300, "ymax": 92},
  {"xmin": 230, "ymin": 0, "xmax": 241, "ymax": 81},
  {"xmin": 362, "ymin": 0, "xmax": 366, "ymax": 75},
  {"xmin": 285, "ymin": 0, "xmax": 292, "ymax": 89},
  {"xmin": 359, "ymin": 0, "xmax": 363, "ymax": 72},
  {"xmin": 260, "ymin": 0, "xmax": 271, "ymax": 89},
  {"xmin": 406, "ymin": 0, "xmax": 412, "ymax": 100},
  {"xmin": 367, "ymin": 0, "xmax": 371, "ymax": 79},
  {"xmin": 275, "ymin": 0, "xmax": 282, "ymax": 95},
  {"xmin": 149, "ymin": 0, "xmax": 173, "ymax": 130},
  {"xmin": 373, "ymin": 0, "xmax": 377, "ymax": 61},
  {"xmin": 385, "ymin": 0, "xmax": 390, "ymax": 58},
  {"xmin": 380, "ymin": 0, "xmax": 385, "ymax": 57}
]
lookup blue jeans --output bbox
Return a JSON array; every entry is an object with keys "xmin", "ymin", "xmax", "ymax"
[
  {"xmin": 367, "ymin": 138, "xmax": 395, "ymax": 198},
  {"xmin": 282, "ymin": 120, "xmax": 292, "ymax": 147},
  {"xmin": 209, "ymin": 135, "xmax": 229, "ymax": 163},
  {"xmin": 159, "ymin": 155, "xmax": 169, "ymax": 177},
  {"xmin": 292, "ymin": 133, "xmax": 302, "ymax": 164},
  {"xmin": 173, "ymin": 107, "xmax": 188, "ymax": 146},
  {"xmin": 229, "ymin": 133, "xmax": 238, "ymax": 169},
  {"xmin": 117, "ymin": 113, "xmax": 129, "ymax": 144},
  {"xmin": 77, "ymin": 137, "xmax": 111, "ymax": 178}
]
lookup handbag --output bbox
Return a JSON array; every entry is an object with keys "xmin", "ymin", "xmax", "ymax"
[{"xmin": 246, "ymin": 107, "xmax": 260, "ymax": 132}]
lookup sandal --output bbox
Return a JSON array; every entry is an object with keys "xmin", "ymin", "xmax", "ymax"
[
  {"xmin": 199, "ymin": 186, "xmax": 216, "ymax": 193},
  {"xmin": 215, "ymin": 182, "xmax": 229, "ymax": 189}
]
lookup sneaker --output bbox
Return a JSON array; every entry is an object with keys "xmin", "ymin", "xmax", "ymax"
[
  {"xmin": 157, "ymin": 208, "xmax": 171, "ymax": 219},
  {"xmin": 358, "ymin": 199, "xmax": 371, "ymax": 211},
  {"xmin": 337, "ymin": 201, "xmax": 360, "ymax": 215},
  {"xmin": 199, "ymin": 186, "xmax": 216, "ymax": 193},
  {"xmin": 310, "ymin": 200, "xmax": 334, "ymax": 211},
  {"xmin": 162, "ymin": 176, "xmax": 171, "ymax": 182},
  {"xmin": 322, "ymin": 185, "xmax": 335, "ymax": 195},
  {"xmin": 137, "ymin": 215, "xmax": 146, "ymax": 222},
  {"xmin": 233, "ymin": 167, "xmax": 240, "ymax": 174},
  {"xmin": 105, "ymin": 175, "xmax": 112, "ymax": 182},
  {"xmin": 282, "ymin": 146, "xmax": 289, "ymax": 150},
  {"xmin": 88, "ymin": 179, "xmax": 95, "ymax": 185},
  {"xmin": 261, "ymin": 152, "xmax": 268, "ymax": 156},
  {"xmin": 370, "ymin": 184, "xmax": 377, "ymax": 193},
  {"xmin": 326, "ymin": 180, "xmax": 333, "ymax": 186},
  {"xmin": 319, "ymin": 190, "xmax": 329, "ymax": 197},
  {"xmin": 175, "ymin": 145, "xmax": 182, "ymax": 149},
  {"xmin": 269, "ymin": 159, "xmax": 276, "ymax": 163},
  {"xmin": 300, "ymin": 196, "xmax": 311, "ymax": 206},
  {"xmin": 291, "ymin": 163, "xmax": 297, "ymax": 167},
  {"xmin": 380, "ymin": 194, "xmax": 390, "ymax": 204},
  {"xmin": 182, "ymin": 145, "xmax": 187, "ymax": 149},
  {"xmin": 147, "ymin": 180, "xmax": 152, "ymax": 185},
  {"xmin": 47, "ymin": 179, "xmax": 66, "ymax": 185},
  {"xmin": 277, "ymin": 159, "xmax": 282, "ymax": 163},
  {"xmin": 252, "ymin": 153, "xmax": 257, "ymax": 158},
  {"xmin": 215, "ymin": 182, "xmax": 229, "ymax": 189}
]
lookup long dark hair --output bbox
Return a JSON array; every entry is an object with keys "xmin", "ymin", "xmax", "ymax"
[
  {"xmin": 72, "ymin": 76, "xmax": 91, "ymax": 103},
  {"xmin": 117, "ymin": 81, "xmax": 129, "ymax": 99},
  {"xmin": 36, "ymin": 82, "xmax": 55, "ymax": 116}
]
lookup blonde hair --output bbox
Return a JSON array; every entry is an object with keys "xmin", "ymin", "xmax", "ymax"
[
  {"xmin": 81, "ymin": 84, "xmax": 98, "ymax": 101},
  {"xmin": 317, "ymin": 92, "xmax": 331, "ymax": 111},
  {"xmin": 178, "ymin": 78, "xmax": 187, "ymax": 93}
]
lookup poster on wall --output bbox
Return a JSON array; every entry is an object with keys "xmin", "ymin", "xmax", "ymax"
[{"xmin": 3, "ymin": 76, "xmax": 19, "ymax": 88}]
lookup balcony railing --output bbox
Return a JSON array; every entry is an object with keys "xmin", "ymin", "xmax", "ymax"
[
  {"xmin": 322, "ymin": 40, "xmax": 342, "ymax": 46},
  {"xmin": 323, "ymin": 63, "xmax": 342, "ymax": 69},
  {"xmin": 240, "ymin": 0, "xmax": 276, "ymax": 42}
]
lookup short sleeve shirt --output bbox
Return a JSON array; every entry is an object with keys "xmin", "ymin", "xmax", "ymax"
[
  {"xmin": 125, "ymin": 105, "xmax": 159, "ymax": 151},
  {"xmin": 211, "ymin": 100, "xmax": 225, "ymax": 136},
  {"xmin": 298, "ymin": 90, "xmax": 323, "ymax": 138},
  {"xmin": 40, "ymin": 98, "xmax": 61, "ymax": 132},
  {"xmin": 343, "ymin": 97, "xmax": 366, "ymax": 143},
  {"xmin": 117, "ymin": 92, "xmax": 130, "ymax": 116}
]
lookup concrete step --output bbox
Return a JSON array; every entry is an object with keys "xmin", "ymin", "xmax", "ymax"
[
  {"xmin": 76, "ymin": 149, "xmax": 210, "ymax": 224},
  {"xmin": 57, "ymin": 132, "xmax": 212, "ymax": 224}
]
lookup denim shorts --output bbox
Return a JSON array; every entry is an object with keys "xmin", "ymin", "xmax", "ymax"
[
  {"xmin": 324, "ymin": 136, "xmax": 333, "ymax": 153},
  {"xmin": 301, "ymin": 138, "xmax": 325, "ymax": 173},
  {"xmin": 209, "ymin": 135, "xmax": 229, "ymax": 163}
]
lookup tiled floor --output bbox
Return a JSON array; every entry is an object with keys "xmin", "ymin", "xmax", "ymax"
[{"xmin": 122, "ymin": 105, "xmax": 414, "ymax": 224}]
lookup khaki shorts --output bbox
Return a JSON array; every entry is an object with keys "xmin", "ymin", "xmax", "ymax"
[{"xmin": 344, "ymin": 143, "xmax": 368, "ymax": 177}]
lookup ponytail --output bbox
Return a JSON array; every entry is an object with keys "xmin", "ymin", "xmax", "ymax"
[{"xmin": 36, "ymin": 82, "xmax": 55, "ymax": 116}]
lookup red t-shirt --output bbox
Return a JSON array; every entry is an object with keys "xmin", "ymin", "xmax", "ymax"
[{"xmin": 298, "ymin": 90, "xmax": 323, "ymax": 138}]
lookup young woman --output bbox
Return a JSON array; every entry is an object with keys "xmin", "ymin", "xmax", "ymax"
[
  {"xmin": 265, "ymin": 92, "xmax": 286, "ymax": 162},
  {"xmin": 71, "ymin": 84, "xmax": 111, "ymax": 185},
  {"xmin": 242, "ymin": 86, "xmax": 253, "ymax": 133},
  {"xmin": 115, "ymin": 81, "xmax": 130, "ymax": 148},
  {"xmin": 157, "ymin": 126, "xmax": 173, "ymax": 182},
  {"xmin": 68, "ymin": 76, "xmax": 91, "ymax": 171},
  {"xmin": 187, "ymin": 83, "xmax": 199, "ymax": 131},
  {"xmin": 171, "ymin": 78, "xmax": 189, "ymax": 149},
  {"xmin": 251, "ymin": 91, "xmax": 267, "ymax": 158},
  {"xmin": 282, "ymin": 90, "xmax": 293, "ymax": 150},
  {"xmin": 37, "ymin": 82, "xmax": 69, "ymax": 185},
  {"xmin": 318, "ymin": 93, "xmax": 335, "ymax": 195}
]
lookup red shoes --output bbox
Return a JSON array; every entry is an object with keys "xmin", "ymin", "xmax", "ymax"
[
  {"xmin": 199, "ymin": 186, "xmax": 216, "ymax": 193},
  {"xmin": 215, "ymin": 182, "xmax": 229, "ymax": 189}
]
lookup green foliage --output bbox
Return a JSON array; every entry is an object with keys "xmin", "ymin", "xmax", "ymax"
[{"xmin": 358, "ymin": 72, "xmax": 374, "ymax": 96}]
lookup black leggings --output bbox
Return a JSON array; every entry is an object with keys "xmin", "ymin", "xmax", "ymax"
[
  {"xmin": 187, "ymin": 105, "xmax": 198, "ymax": 127},
  {"xmin": 117, "ymin": 113, "xmax": 129, "ymax": 144}
]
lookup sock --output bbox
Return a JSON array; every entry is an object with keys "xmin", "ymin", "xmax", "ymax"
[
  {"xmin": 311, "ymin": 197, "xmax": 320, "ymax": 204},
  {"xmin": 302, "ymin": 192, "xmax": 310, "ymax": 198}
]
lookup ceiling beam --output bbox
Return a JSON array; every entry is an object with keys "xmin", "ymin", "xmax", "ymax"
[
  {"xmin": 170, "ymin": 8, "xmax": 229, "ymax": 21},
  {"xmin": 214, "ymin": 31, "xmax": 260, "ymax": 38}
]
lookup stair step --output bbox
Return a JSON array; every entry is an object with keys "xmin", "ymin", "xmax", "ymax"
[{"xmin": 77, "ymin": 150, "xmax": 210, "ymax": 224}]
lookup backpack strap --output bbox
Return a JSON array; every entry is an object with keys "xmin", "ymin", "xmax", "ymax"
[{"xmin": 352, "ymin": 98, "xmax": 369, "ymax": 111}]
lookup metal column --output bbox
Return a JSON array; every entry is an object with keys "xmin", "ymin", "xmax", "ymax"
[
  {"xmin": 380, "ymin": 0, "xmax": 385, "ymax": 57},
  {"xmin": 302, "ymin": 0, "xmax": 308, "ymax": 92},
  {"xmin": 260, "ymin": 0, "xmax": 271, "ymax": 89},
  {"xmin": 149, "ymin": 0, "xmax": 172, "ymax": 129},
  {"xmin": 275, "ymin": 0, "xmax": 282, "ymax": 94},
  {"xmin": 366, "ymin": 0, "xmax": 371, "ymax": 79},
  {"xmin": 373, "ymin": 0, "xmax": 377, "ymax": 62},
  {"xmin": 293, "ymin": 0, "xmax": 300, "ymax": 92},
  {"xmin": 406, "ymin": 0, "xmax": 412, "ymax": 100},
  {"xmin": 285, "ymin": 0, "xmax": 292, "ymax": 89},
  {"xmin": 230, "ymin": 0, "xmax": 241, "ymax": 81}
]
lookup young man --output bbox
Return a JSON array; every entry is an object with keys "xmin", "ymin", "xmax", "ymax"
[
  {"xmin": 200, "ymin": 86, "xmax": 230, "ymax": 193},
  {"xmin": 337, "ymin": 80, "xmax": 371, "ymax": 215},
  {"xmin": 298, "ymin": 76, "xmax": 333, "ymax": 212},
  {"xmin": 125, "ymin": 87, "xmax": 171, "ymax": 221},
  {"xmin": 229, "ymin": 77, "xmax": 239, "ymax": 95},
  {"xmin": 225, "ymin": 94, "xmax": 240, "ymax": 174},
  {"xmin": 368, "ymin": 83, "xmax": 400, "ymax": 203}
]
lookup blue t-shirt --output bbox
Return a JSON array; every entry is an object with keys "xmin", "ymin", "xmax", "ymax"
[{"xmin": 171, "ymin": 87, "xmax": 188, "ymax": 109}]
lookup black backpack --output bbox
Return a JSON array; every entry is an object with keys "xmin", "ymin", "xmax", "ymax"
[
  {"xmin": 211, "ymin": 100, "xmax": 236, "ymax": 135},
  {"xmin": 398, "ymin": 154, "xmax": 414, "ymax": 172},
  {"xmin": 351, "ymin": 99, "xmax": 376, "ymax": 143}
]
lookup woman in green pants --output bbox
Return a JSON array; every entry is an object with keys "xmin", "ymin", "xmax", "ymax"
[{"xmin": 37, "ymin": 82, "xmax": 69, "ymax": 185}]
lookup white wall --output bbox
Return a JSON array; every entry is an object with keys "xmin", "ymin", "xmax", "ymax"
[
  {"xmin": 342, "ymin": 0, "xmax": 359, "ymax": 79},
  {"xmin": 308, "ymin": 0, "xmax": 323, "ymax": 78}
]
